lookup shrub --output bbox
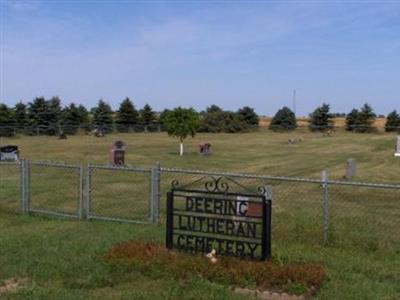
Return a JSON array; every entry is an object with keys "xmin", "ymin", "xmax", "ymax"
[
  {"xmin": 269, "ymin": 107, "xmax": 297, "ymax": 131},
  {"xmin": 105, "ymin": 240, "xmax": 326, "ymax": 295}
]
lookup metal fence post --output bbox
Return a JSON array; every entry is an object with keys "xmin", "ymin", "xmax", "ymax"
[
  {"xmin": 20, "ymin": 159, "xmax": 25, "ymax": 213},
  {"xmin": 78, "ymin": 165, "xmax": 84, "ymax": 219},
  {"xmin": 322, "ymin": 170, "xmax": 330, "ymax": 244},
  {"xmin": 86, "ymin": 164, "xmax": 92, "ymax": 220},
  {"xmin": 24, "ymin": 160, "xmax": 31, "ymax": 213},
  {"xmin": 156, "ymin": 162, "xmax": 161, "ymax": 222},
  {"xmin": 150, "ymin": 162, "xmax": 161, "ymax": 223}
]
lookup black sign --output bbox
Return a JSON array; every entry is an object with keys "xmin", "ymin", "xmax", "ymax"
[{"xmin": 166, "ymin": 178, "xmax": 271, "ymax": 260}]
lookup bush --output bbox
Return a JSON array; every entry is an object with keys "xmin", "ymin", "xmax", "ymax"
[
  {"xmin": 385, "ymin": 110, "xmax": 400, "ymax": 132},
  {"xmin": 345, "ymin": 104, "xmax": 376, "ymax": 133},
  {"xmin": 308, "ymin": 103, "xmax": 333, "ymax": 131},
  {"xmin": 105, "ymin": 240, "xmax": 326, "ymax": 295},
  {"xmin": 0, "ymin": 104, "xmax": 15, "ymax": 137},
  {"xmin": 199, "ymin": 105, "xmax": 254, "ymax": 133},
  {"xmin": 269, "ymin": 107, "xmax": 297, "ymax": 131}
]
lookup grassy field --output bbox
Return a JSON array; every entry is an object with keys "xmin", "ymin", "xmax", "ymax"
[{"xmin": 0, "ymin": 130, "xmax": 399, "ymax": 299}]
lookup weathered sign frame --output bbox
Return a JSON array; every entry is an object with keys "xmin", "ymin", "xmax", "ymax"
[{"xmin": 166, "ymin": 176, "xmax": 272, "ymax": 261}]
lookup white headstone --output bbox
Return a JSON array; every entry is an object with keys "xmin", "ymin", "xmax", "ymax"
[
  {"xmin": 345, "ymin": 158, "xmax": 356, "ymax": 180},
  {"xmin": 395, "ymin": 136, "xmax": 400, "ymax": 157}
]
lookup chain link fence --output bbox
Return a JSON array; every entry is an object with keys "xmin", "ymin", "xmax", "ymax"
[
  {"xmin": 1, "ymin": 160, "xmax": 399, "ymax": 251},
  {"xmin": 26, "ymin": 161, "xmax": 83, "ymax": 219},
  {"xmin": 0, "ymin": 161, "xmax": 22, "ymax": 214},
  {"xmin": 160, "ymin": 168, "xmax": 325, "ymax": 246},
  {"xmin": 86, "ymin": 164, "xmax": 154, "ymax": 224},
  {"xmin": 328, "ymin": 180, "xmax": 400, "ymax": 250}
]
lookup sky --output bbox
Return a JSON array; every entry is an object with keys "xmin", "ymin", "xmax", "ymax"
[{"xmin": 0, "ymin": 0, "xmax": 399, "ymax": 116}]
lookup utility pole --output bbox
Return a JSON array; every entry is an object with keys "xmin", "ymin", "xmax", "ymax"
[{"xmin": 292, "ymin": 90, "xmax": 297, "ymax": 115}]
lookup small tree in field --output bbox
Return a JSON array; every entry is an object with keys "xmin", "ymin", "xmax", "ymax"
[
  {"xmin": 164, "ymin": 107, "xmax": 199, "ymax": 156},
  {"xmin": 385, "ymin": 110, "xmax": 400, "ymax": 132},
  {"xmin": 345, "ymin": 108, "xmax": 359, "ymax": 131},
  {"xmin": 269, "ymin": 106, "xmax": 297, "ymax": 130},
  {"xmin": 355, "ymin": 103, "xmax": 376, "ymax": 133},
  {"xmin": 308, "ymin": 103, "xmax": 333, "ymax": 131}
]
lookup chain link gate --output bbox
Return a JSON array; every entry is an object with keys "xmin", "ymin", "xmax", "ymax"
[
  {"xmin": 86, "ymin": 164, "xmax": 157, "ymax": 224},
  {"xmin": 25, "ymin": 161, "xmax": 84, "ymax": 219}
]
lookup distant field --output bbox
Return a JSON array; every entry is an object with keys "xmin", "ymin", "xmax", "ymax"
[
  {"xmin": 259, "ymin": 117, "xmax": 388, "ymax": 129},
  {"xmin": 1, "ymin": 130, "xmax": 399, "ymax": 299}
]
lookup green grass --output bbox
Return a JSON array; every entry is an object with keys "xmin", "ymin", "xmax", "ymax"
[{"xmin": 1, "ymin": 130, "xmax": 400, "ymax": 299}]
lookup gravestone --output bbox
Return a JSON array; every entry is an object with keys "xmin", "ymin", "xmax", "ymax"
[
  {"xmin": 109, "ymin": 141, "xmax": 126, "ymax": 165},
  {"xmin": 0, "ymin": 145, "xmax": 19, "ymax": 161},
  {"xmin": 199, "ymin": 143, "xmax": 211, "ymax": 155},
  {"xmin": 344, "ymin": 158, "xmax": 356, "ymax": 180},
  {"xmin": 395, "ymin": 136, "xmax": 400, "ymax": 157},
  {"xmin": 58, "ymin": 132, "xmax": 67, "ymax": 139}
]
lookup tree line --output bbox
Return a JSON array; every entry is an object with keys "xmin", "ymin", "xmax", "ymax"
[
  {"xmin": 269, "ymin": 103, "xmax": 400, "ymax": 133},
  {"xmin": 0, "ymin": 97, "xmax": 399, "ymax": 137},
  {"xmin": 0, "ymin": 97, "xmax": 259, "ymax": 137}
]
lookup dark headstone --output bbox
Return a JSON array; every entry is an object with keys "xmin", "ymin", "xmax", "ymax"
[
  {"xmin": 110, "ymin": 141, "xmax": 126, "ymax": 165},
  {"xmin": 199, "ymin": 143, "xmax": 211, "ymax": 155},
  {"xmin": 58, "ymin": 132, "xmax": 67, "ymax": 139},
  {"xmin": 0, "ymin": 145, "xmax": 19, "ymax": 161}
]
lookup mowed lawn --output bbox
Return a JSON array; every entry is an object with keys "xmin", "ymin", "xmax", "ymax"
[
  {"xmin": 0, "ymin": 130, "xmax": 400, "ymax": 299},
  {"xmin": 1, "ymin": 129, "xmax": 400, "ymax": 182}
]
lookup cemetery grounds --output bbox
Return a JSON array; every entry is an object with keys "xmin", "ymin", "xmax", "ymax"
[{"xmin": 0, "ymin": 129, "xmax": 399, "ymax": 299}]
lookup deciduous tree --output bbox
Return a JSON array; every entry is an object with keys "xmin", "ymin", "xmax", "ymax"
[{"xmin": 164, "ymin": 107, "xmax": 199, "ymax": 156}]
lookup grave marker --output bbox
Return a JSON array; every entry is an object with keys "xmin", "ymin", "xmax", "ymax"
[
  {"xmin": 0, "ymin": 145, "xmax": 19, "ymax": 161},
  {"xmin": 344, "ymin": 158, "xmax": 356, "ymax": 180},
  {"xmin": 199, "ymin": 143, "xmax": 212, "ymax": 155},
  {"xmin": 110, "ymin": 141, "xmax": 126, "ymax": 165},
  {"xmin": 395, "ymin": 136, "xmax": 400, "ymax": 157}
]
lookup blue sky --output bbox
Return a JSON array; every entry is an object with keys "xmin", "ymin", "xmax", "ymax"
[{"xmin": 1, "ymin": 0, "xmax": 399, "ymax": 116}]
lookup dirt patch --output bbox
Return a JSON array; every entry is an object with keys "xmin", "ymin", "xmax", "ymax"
[{"xmin": 0, "ymin": 278, "xmax": 28, "ymax": 295}]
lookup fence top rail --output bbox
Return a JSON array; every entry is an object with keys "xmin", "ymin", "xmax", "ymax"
[
  {"xmin": 160, "ymin": 167, "xmax": 323, "ymax": 184},
  {"xmin": 160, "ymin": 167, "xmax": 400, "ymax": 189},
  {"xmin": 88, "ymin": 163, "xmax": 151, "ymax": 172},
  {"xmin": 0, "ymin": 161, "xmax": 21, "ymax": 165},
  {"xmin": 29, "ymin": 160, "xmax": 81, "ymax": 169},
  {"xmin": 327, "ymin": 179, "xmax": 400, "ymax": 189}
]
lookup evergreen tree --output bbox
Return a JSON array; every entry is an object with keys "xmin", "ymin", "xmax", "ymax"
[
  {"xmin": 139, "ymin": 103, "xmax": 156, "ymax": 125},
  {"xmin": 308, "ymin": 103, "xmax": 334, "ymax": 131},
  {"xmin": 199, "ymin": 105, "xmax": 250, "ymax": 133},
  {"xmin": 222, "ymin": 111, "xmax": 249, "ymax": 133},
  {"xmin": 115, "ymin": 98, "xmax": 138, "ymax": 132},
  {"xmin": 48, "ymin": 96, "xmax": 62, "ymax": 126},
  {"xmin": 385, "ymin": 110, "xmax": 400, "ymax": 132},
  {"xmin": 77, "ymin": 105, "xmax": 90, "ymax": 131},
  {"xmin": 345, "ymin": 109, "xmax": 359, "ymax": 131},
  {"xmin": 159, "ymin": 109, "xmax": 171, "ymax": 125},
  {"xmin": 14, "ymin": 101, "xmax": 28, "ymax": 129},
  {"xmin": 206, "ymin": 105, "xmax": 223, "ymax": 114},
  {"xmin": 92, "ymin": 100, "xmax": 114, "ymax": 133},
  {"xmin": 355, "ymin": 103, "xmax": 376, "ymax": 133},
  {"xmin": 199, "ymin": 105, "xmax": 225, "ymax": 133},
  {"xmin": 0, "ymin": 104, "xmax": 15, "ymax": 137},
  {"xmin": 60, "ymin": 103, "xmax": 82, "ymax": 134},
  {"xmin": 269, "ymin": 106, "xmax": 297, "ymax": 130},
  {"xmin": 27, "ymin": 97, "xmax": 57, "ymax": 135},
  {"xmin": 237, "ymin": 106, "xmax": 259, "ymax": 128}
]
